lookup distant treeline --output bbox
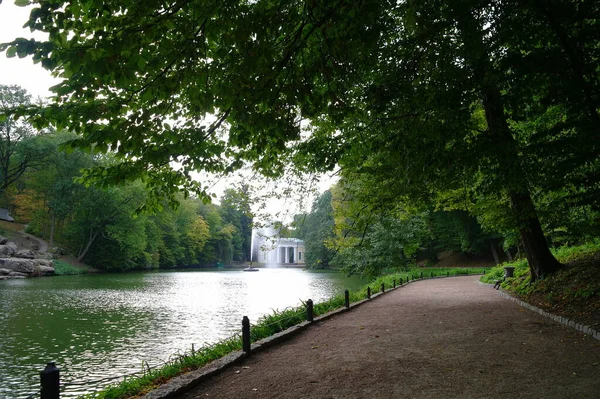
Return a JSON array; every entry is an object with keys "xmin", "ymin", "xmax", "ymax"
[{"xmin": 0, "ymin": 84, "xmax": 251, "ymax": 270}]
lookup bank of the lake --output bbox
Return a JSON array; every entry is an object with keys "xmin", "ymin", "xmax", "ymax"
[
  {"xmin": 0, "ymin": 268, "xmax": 365, "ymax": 398},
  {"xmin": 95, "ymin": 267, "xmax": 486, "ymax": 399}
]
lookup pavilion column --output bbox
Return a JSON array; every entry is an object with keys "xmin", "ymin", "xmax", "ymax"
[{"xmin": 284, "ymin": 247, "xmax": 289, "ymax": 264}]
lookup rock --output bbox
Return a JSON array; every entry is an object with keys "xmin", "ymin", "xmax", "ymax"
[
  {"xmin": 49, "ymin": 247, "xmax": 66, "ymax": 255},
  {"xmin": 0, "ymin": 244, "xmax": 17, "ymax": 258},
  {"xmin": 38, "ymin": 266, "xmax": 55, "ymax": 275},
  {"xmin": 0, "ymin": 276, "xmax": 7, "ymax": 280},
  {"xmin": 34, "ymin": 259, "xmax": 53, "ymax": 268},
  {"xmin": 0, "ymin": 268, "xmax": 10, "ymax": 275},
  {"xmin": 0, "ymin": 258, "xmax": 36, "ymax": 274},
  {"xmin": 15, "ymin": 250, "xmax": 36, "ymax": 259},
  {"xmin": 0, "ymin": 236, "xmax": 7, "ymax": 245},
  {"xmin": 8, "ymin": 271, "xmax": 28, "ymax": 277},
  {"xmin": 8, "ymin": 275, "xmax": 26, "ymax": 279}
]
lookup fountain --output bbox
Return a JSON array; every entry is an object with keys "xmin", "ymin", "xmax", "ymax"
[{"xmin": 243, "ymin": 227, "xmax": 259, "ymax": 272}]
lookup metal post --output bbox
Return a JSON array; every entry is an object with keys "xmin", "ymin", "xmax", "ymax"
[
  {"xmin": 380, "ymin": 282, "xmax": 385, "ymax": 293},
  {"xmin": 306, "ymin": 299, "xmax": 314, "ymax": 322},
  {"xmin": 400, "ymin": 277, "xmax": 403, "ymax": 285},
  {"xmin": 242, "ymin": 316, "xmax": 251, "ymax": 353},
  {"xmin": 420, "ymin": 272, "xmax": 423, "ymax": 279},
  {"xmin": 367, "ymin": 286, "xmax": 371, "ymax": 299},
  {"xmin": 393, "ymin": 279, "xmax": 396, "ymax": 288},
  {"xmin": 344, "ymin": 290, "xmax": 350, "ymax": 309},
  {"xmin": 40, "ymin": 362, "xmax": 60, "ymax": 399}
]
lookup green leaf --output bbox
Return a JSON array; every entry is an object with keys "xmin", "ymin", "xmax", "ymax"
[
  {"xmin": 14, "ymin": 0, "xmax": 29, "ymax": 7},
  {"xmin": 6, "ymin": 46, "xmax": 17, "ymax": 58}
]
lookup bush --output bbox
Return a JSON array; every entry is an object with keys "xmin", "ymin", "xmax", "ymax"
[{"xmin": 52, "ymin": 260, "xmax": 88, "ymax": 276}]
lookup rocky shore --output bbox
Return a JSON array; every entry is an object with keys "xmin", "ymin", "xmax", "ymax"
[{"xmin": 0, "ymin": 236, "xmax": 54, "ymax": 279}]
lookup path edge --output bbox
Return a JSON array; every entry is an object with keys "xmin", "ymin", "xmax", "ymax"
[
  {"xmin": 492, "ymin": 287, "xmax": 600, "ymax": 341},
  {"xmin": 142, "ymin": 275, "xmax": 483, "ymax": 399}
]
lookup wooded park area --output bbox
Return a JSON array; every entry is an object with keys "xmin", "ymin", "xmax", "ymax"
[{"xmin": 1, "ymin": 0, "xmax": 598, "ymax": 279}]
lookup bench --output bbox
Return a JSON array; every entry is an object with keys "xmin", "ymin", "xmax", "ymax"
[{"xmin": 493, "ymin": 278, "xmax": 504, "ymax": 289}]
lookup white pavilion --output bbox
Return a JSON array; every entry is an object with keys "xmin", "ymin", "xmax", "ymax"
[{"xmin": 250, "ymin": 226, "xmax": 305, "ymax": 266}]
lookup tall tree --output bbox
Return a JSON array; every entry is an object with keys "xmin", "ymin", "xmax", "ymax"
[
  {"xmin": 294, "ymin": 190, "xmax": 337, "ymax": 269},
  {"xmin": 220, "ymin": 186, "xmax": 253, "ymax": 262},
  {"xmin": 5, "ymin": 0, "xmax": 599, "ymax": 280},
  {"xmin": 0, "ymin": 85, "xmax": 52, "ymax": 199}
]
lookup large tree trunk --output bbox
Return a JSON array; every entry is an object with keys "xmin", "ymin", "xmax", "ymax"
[
  {"xmin": 456, "ymin": 7, "xmax": 562, "ymax": 281},
  {"xmin": 509, "ymin": 192, "xmax": 562, "ymax": 280}
]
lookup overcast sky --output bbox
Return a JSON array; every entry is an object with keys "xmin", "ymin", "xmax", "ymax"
[{"xmin": 0, "ymin": 2, "xmax": 59, "ymax": 98}]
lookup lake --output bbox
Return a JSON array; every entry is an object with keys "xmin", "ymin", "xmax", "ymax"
[{"xmin": 0, "ymin": 268, "xmax": 365, "ymax": 398}]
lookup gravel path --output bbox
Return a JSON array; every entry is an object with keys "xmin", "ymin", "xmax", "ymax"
[{"xmin": 181, "ymin": 276, "xmax": 600, "ymax": 399}]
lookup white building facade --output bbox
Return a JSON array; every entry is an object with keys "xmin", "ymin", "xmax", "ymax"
[{"xmin": 251, "ymin": 226, "xmax": 305, "ymax": 266}]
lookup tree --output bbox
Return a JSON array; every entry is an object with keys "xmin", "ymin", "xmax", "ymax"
[
  {"xmin": 65, "ymin": 183, "xmax": 147, "ymax": 266},
  {"xmin": 5, "ymin": 1, "xmax": 599, "ymax": 280},
  {"xmin": 0, "ymin": 85, "xmax": 52, "ymax": 199},
  {"xmin": 21, "ymin": 131, "xmax": 93, "ymax": 246},
  {"xmin": 220, "ymin": 186, "xmax": 253, "ymax": 262},
  {"xmin": 293, "ymin": 190, "xmax": 336, "ymax": 269}
]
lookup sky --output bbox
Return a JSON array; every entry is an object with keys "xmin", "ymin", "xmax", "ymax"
[
  {"xmin": 0, "ymin": 2, "xmax": 59, "ymax": 97},
  {"xmin": 0, "ymin": 1, "xmax": 337, "ymax": 222}
]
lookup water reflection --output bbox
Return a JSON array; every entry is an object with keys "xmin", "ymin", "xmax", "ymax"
[{"xmin": 0, "ymin": 269, "xmax": 364, "ymax": 398}]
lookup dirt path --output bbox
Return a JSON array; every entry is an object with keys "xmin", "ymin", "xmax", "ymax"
[
  {"xmin": 181, "ymin": 276, "xmax": 600, "ymax": 399},
  {"xmin": 19, "ymin": 229, "xmax": 49, "ymax": 253}
]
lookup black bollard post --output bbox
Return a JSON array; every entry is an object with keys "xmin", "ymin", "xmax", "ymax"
[
  {"xmin": 242, "ymin": 316, "xmax": 251, "ymax": 354},
  {"xmin": 393, "ymin": 279, "xmax": 396, "ymax": 288},
  {"xmin": 381, "ymin": 282, "xmax": 385, "ymax": 293},
  {"xmin": 447, "ymin": 271, "xmax": 450, "ymax": 277},
  {"xmin": 400, "ymin": 277, "xmax": 403, "ymax": 285},
  {"xmin": 420, "ymin": 272, "xmax": 423, "ymax": 279},
  {"xmin": 40, "ymin": 362, "xmax": 60, "ymax": 399},
  {"xmin": 367, "ymin": 286, "xmax": 371, "ymax": 299},
  {"xmin": 344, "ymin": 290, "xmax": 350, "ymax": 309},
  {"xmin": 306, "ymin": 299, "xmax": 314, "ymax": 322}
]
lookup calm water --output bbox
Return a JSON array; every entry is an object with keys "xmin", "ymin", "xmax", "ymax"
[{"xmin": 0, "ymin": 269, "xmax": 364, "ymax": 398}]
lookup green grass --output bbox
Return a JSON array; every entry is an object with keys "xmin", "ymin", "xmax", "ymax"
[
  {"xmin": 87, "ymin": 266, "xmax": 485, "ymax": 399},
  {"xmin": 53, "ymin": 260, "xmax": 89, "ymax": 276},
  {"xmin": 480, "ymin": 241, "xmax": 600, "ymax": 296}
]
